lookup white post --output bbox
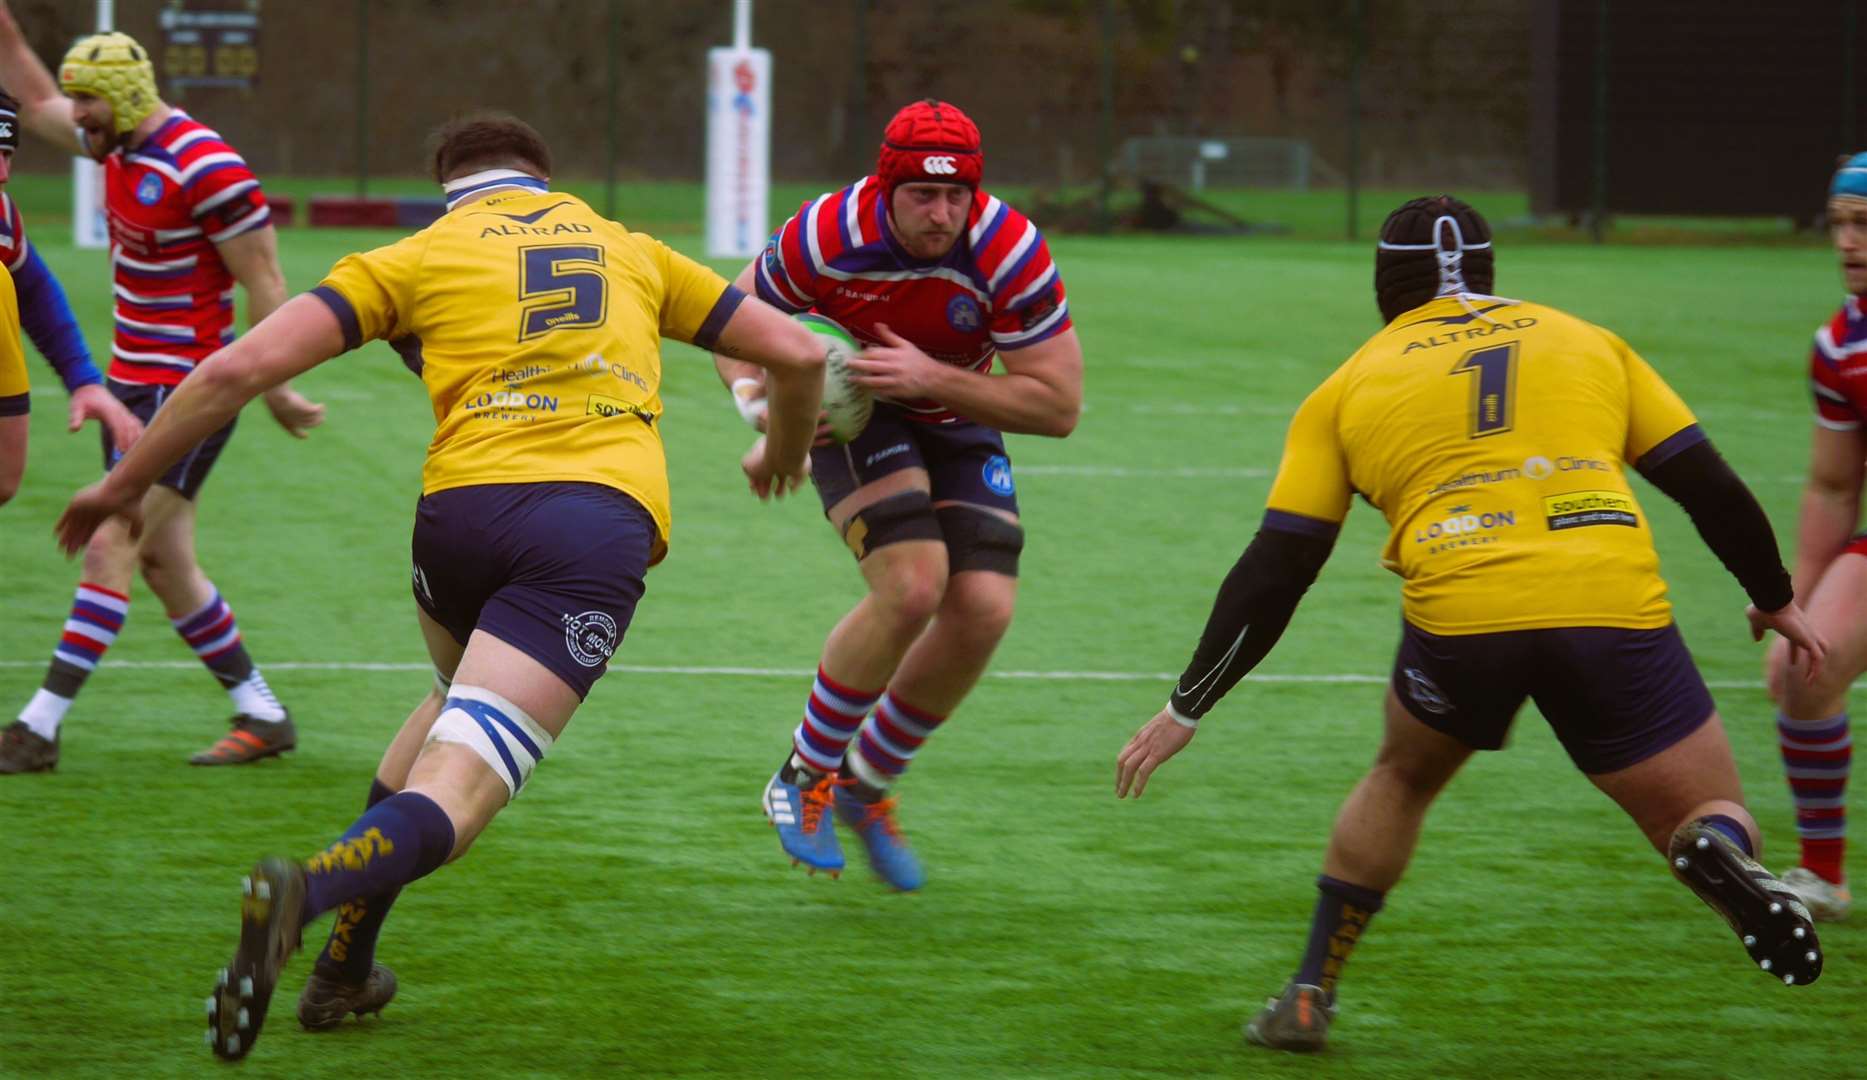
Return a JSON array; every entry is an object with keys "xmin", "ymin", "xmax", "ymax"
[
  {"xmin": 704, "ymin": 0, "xmax": 770, "ymax": 259},
  {"xmin": 70, "ymin": 0, "xmax": 114, "ymax": 249}
]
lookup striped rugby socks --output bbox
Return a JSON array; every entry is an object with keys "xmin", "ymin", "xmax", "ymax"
[
  {"xmin": 170, "ymin": 589, "xmax": 286, "ymax": 722},
  {"xmin": 846, "ymin": 691, "xmax": 947, "ymax": 793},
  {"xmin": 1779, "ymin": 711, "xmax": 1849, "ymax": 884},
  {"xmin": 17, "ymin": 583, "xmax": 130, "ymax": 739},
  {"xmin": 790, "ymin": 666, "xmax": 882, "ymax": 776}
]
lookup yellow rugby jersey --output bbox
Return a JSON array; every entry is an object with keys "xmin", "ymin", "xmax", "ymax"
[
  {"xmin": 312, "ymin": 191, "xmax": 740, "ymax": 561},
  {"xmin": 0, "ymin": 270, "xmax": 27, "ymax": 417},
  {"xmin": 1265, "ymin": 294, "xmax": 1701, "ymax": 634}
]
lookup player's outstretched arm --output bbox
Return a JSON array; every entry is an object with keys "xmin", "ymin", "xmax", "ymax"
[
  {"xmin": 1636, "ymin": 433, "xmax": 1826, "ymax": 677},
  {"xmin": 55, "ymin": 295, "xmax": 344, "ymax": 552},
  {"xmin": 218, "ymin": 225, "xmax": 324, "ymax": 437},
  {"xmin": 711, "ymin": 294, "xmax": 827, "ymax": 497},
  {"xmin": 1115, "ymin": 521, "xmax": 1338, "ymax": 798},
  {"xmin": 0, "ymin": 3, "xmax": 81, "ymax": 157},
  {"xmin": 847, "ymin": 324, "xmax": 1083, "ymax": 437}
]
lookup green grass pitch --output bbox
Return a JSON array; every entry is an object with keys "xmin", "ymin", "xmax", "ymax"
[{"xmin": 0, "ymin": 178, "xmax": 1862, "ymax": 1078}]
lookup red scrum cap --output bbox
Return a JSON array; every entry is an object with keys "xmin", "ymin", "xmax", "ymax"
[{"xmin": 876, "ymin": 99, "xmax": 982, "ymax": 201}]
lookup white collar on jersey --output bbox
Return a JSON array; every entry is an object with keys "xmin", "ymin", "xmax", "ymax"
[{"xmin": 442, "ymin": 168, "xmax": 550, "ymax": 210}]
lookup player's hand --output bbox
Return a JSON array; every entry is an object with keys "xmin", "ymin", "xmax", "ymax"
[
  {"xmin": 846, "ymin": 323, "xmax": 946, "ymax": 399},
  {"xmin": 54, "ymin": 478, "xmax": 143, "ymax": 557},
  {"xmin": 68, "ymin": 382, "xmax": 144, "ymax": 453},
  {"xmin": 740, "ymin": 435, "xmax": 808, "ymax": 502},
  {"xmin": 1748, "ymin": 601, "xmax": 1827, "ymax": 686},
  {"xmin": 264, "ymin": 385, "xmax": 326, "ymax": 438},
  {"xmin": 1116, "ymin": 707, "xmax": 1198, "ymax": 798}
]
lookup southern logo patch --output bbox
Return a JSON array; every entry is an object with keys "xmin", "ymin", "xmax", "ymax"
[{"xmin": 1544, "ymin": 490, "xmax": 1638, "ymax": 530}]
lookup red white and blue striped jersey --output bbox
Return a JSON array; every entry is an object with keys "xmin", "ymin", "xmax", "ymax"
[
  {"xmin": 1810, "ymin": 296, "xmax": 1867, "ymax": 431},
  {"xmin": 755, "ymin": 177, "xmax": 1071, "ymax": 424},
  {"xmin": 0, "ymin": 192, "xmax": 33, "ymax": 273},
  {"xmin": 103, "ymin": 110, "xmax": 271, "ymax": 386}
]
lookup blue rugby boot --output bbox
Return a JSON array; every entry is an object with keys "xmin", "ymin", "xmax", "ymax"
[
  {"xmin": 762, "ymin": 764, "xmax": 845, "ymax": 876},
  {"xmin": 834, "ymin": 787, "xmax": 924, "ymax": 891}
]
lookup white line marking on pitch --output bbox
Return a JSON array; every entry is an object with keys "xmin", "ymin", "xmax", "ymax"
[{"xmin": 0, "ymin": 659, "xmax": 1766, "ymax": 690}]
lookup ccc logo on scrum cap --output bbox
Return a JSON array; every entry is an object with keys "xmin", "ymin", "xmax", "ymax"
[{"xmin": 922, "ymin": 156, "xmax": 958, "ymax": 175}]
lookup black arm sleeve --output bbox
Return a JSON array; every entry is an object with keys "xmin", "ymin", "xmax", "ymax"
[
  {"xmin": 1637, "ymin": 434, "xmax": 1793, "ymax": 612},
  {"xmin": 1169, "ymin": 521, "xmax": 1337, "ymax": 721}
]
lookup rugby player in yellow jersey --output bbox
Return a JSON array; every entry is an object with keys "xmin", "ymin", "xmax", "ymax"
[
  {"xmin": 0, "ymin": 261, "xmax": 27, "ymax": 503},
  {"xmin": 54, "ymin": 114, "xmax": 829, "ymax": 1062},
  {"xmin": 1116, "ymin": 196, "xmax": 1831, "ymax": 1053}
]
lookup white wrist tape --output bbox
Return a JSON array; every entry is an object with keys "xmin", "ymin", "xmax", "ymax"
[
  {"xmin": 730, "ymin": 377, "xmax": 768, "ymax": 429},
  {"xmin": 1166, "ymin": 700, "xmax": 1199, "ymax": 729}
]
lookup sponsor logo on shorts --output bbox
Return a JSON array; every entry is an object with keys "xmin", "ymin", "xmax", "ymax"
[
  {"xmin": 983, "ymin": 454, "xmax": 1015, "ymax": 496},
  {"xmin": 562, "ymin": 610, "xmax": 618, "ymax": 668},
  {"xmin": 946, "ymin": 294, "xmax": 981, "ymax": 332},
  {"xmin": 865, "ymin": 443, "xmax": 911, "ymax": 468},
  {"xmin": 412, "ymin": 563, "xmax": 433, "ymax": 602},
  {"xmin": 135, "ymin": 173, "xmax": 164, "ymax": 206},
  {"xmin": 587, "ymin": 393, "xmax": 656, "ymax": 424},
  {"xmin": 1402, "ymin": 667, "xmax": 1453, "ymax": 715},
  {"xmin": 1413, "ymin": 507, "xmax": 1517, "ymax": 553},
  {"xmin": 1543, "ymin": 489, "xmax": 1639, "ymax": 531}
]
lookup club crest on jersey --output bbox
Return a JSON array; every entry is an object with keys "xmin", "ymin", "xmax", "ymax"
[
  {"xmin": 135, "ymin": 173, "xmax": 164, "ymax": 206},
  {"xmin": 562, "ymin": 610, "xmax": 618, "ymax": 668},
  {"xmin": 983, "ymin": 454, "xmax": 1015, "ymax": 496},
  {"xmin": 946, "ymin": 294, "xmax": 981, "ymax": 332}
]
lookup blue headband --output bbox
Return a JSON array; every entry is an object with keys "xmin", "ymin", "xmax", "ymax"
[{"xmin": 1833, "ymin": 152, "xmax": 1867, "ymax": 200}]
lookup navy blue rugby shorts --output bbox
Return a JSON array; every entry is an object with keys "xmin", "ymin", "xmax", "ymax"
[
  {"xmin": 411, "ymin": 482, "xmax": 654, "ymax": 700},
  {"xmin": 1390, "ymin": 620, "xmax": 1716, "ymax": 774},
  {"xmin": 102, "ymin": 379, "xmax": 237, "ymax": 501},
  {"xmin": 809, "ymin": 401, "xmax": 1019, "ymax": 516}
]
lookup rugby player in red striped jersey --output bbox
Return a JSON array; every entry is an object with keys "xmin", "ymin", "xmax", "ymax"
[
  {"xmin": 715, "ymin": 100, "xmax": 1083, "ymax": 888},
  {"xmin": 1759, "ymin": 153, "xmax": 1867, "ymax": 922},
  {"xmin": 0, "ymin": 13, "xmax": 324, "ymax": 774}
]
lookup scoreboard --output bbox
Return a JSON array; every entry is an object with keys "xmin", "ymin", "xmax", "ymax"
[{"xmin": 158, "ymin": 2, "xmax": 260, "ymax": 91}]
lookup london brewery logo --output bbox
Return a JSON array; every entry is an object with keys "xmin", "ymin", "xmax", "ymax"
[{"xmin": 562, "ymin": 610, "xmax": 618, "ymax": 668}]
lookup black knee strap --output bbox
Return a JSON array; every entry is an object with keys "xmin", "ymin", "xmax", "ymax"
[
  {"xmin": 842, "ymin": 490, "xmax": 942, "ymax": 560},
  {"xmin": 936, "ymin": 504, "xmax": 1024, "ymax": 576}
]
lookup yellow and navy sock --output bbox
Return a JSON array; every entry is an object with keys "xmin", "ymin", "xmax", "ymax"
[
  {"xmin": 313, "ymin": 778, "xmax": 403, "ymax": 981},
  {"xmin": 1294, "ymin": 875, "xmax": 1385, "ymax": 1005},
  {"xmin": 301, "ymin": 790, "xmax": 455, "ymax": 924}
]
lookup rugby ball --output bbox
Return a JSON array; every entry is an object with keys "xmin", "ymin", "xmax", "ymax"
[{"xmin": 796, "ymin": 312, "xmax": 872, "ymax": 443}]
